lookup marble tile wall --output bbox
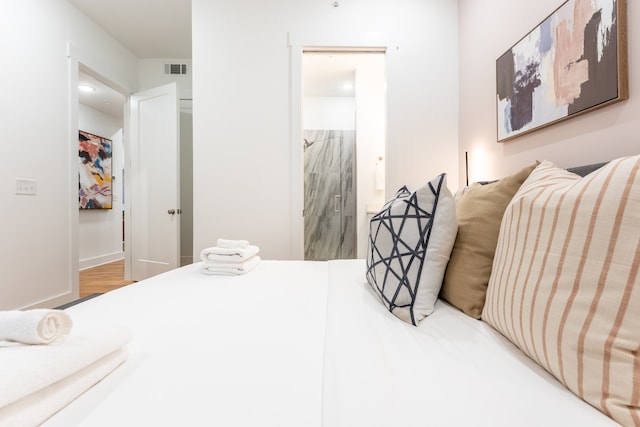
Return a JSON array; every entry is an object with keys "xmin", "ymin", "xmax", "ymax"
[{"xmin": 303, "ymin": 130, "xmax": 356, "ymax": 260}]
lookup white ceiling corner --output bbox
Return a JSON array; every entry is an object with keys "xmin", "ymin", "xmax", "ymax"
[
  {"xmin": 69, "ymin": 0, "xmax": 191, "ymax": 117},
  {"xmin": 67, "ymin": 0, "xmax": 192, "ymax": 59},
  {"xmin": 68, "ymin": 1, "xmax": 376, "ymax": 114}
]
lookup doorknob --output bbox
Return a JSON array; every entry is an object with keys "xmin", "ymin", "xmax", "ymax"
[{"xmin": 167, "ymin": 209, "xmax": 176, "ymax": 215}]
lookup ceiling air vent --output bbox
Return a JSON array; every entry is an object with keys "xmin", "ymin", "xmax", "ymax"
[{"xmin": 165, "ymin": 64, "xmax": 188, "ymax": 75}]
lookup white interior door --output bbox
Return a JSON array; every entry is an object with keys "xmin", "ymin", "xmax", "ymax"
[{"xmin": 129, "ymin": 83, "xmax": 180, "ymax": 281}]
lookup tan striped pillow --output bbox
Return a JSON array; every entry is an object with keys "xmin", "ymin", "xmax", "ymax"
[{"xmin": 482, "ymin": 156, "xmax": 640, "ymax": 426}]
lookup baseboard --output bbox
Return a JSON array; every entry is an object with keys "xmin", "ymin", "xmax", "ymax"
[
  {"xmin": 79, "ymin": 252, "xmax": 124, "ymax": 271},
  {"xmin": 55, "ymin": 293, "xmax": 103, "ymax": 310}
]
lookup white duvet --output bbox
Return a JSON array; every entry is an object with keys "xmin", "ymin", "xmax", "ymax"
[
  {"xmin": 45, "ymin": 261, "xmax": 328, "ymax": 427},
  {"xmin": 44, "ymin": 260, "xmax": 618, "ymax": 426},
  {"xmin": 322, "ymin": 260, "xmax": 618, "ymax": 426}
]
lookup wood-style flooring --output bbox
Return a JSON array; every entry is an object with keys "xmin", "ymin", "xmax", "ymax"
[{"xmin": 79, "ymin": 259, "xmax": 135, "ymax": 298}]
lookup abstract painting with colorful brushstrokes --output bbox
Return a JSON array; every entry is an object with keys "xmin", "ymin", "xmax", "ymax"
[
  {"xmin": 496, "ymin": 0, "xmax": 626, "ymax": 142},
  {"xmin": 79, "ymin": 130, "xmax": 112, "ymax": 209}
]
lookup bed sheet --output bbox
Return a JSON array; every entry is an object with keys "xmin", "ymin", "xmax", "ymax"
[
  {"xmin": 322, "ymin": 259, "xmax": 619, "ymax": 427},
  {"xmin": 44, "ymin": 260, "xmax": 329, "ymax": 427},
  {"xmin": 43, "ymin": 258, "xmax": 620, "ymax": 426}
]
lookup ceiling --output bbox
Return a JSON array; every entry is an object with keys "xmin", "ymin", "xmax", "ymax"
[
  {"xmin": 70, "ymin": 0, "xmax": 191, "ymax": 118},
  {"xmin": 68, "ymin": 0, "xmax": 192, "ymax": 59},
  {"xmin": 78, "ymin": 69, "xmax": 126, "ymax": 119},
  {"xmin": 78, "ymin": 52, "xmax": 366, "ymax": 119},
  {"xmin": 304, "ymin": 53, "xmax": 357, "ymax": 98},
  {"xmin": 69, "ymin": 1, "xmax": 369, "ymax": 117}
]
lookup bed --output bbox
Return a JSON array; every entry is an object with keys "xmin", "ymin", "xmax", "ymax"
[
  {"xmin": 5, "ymin": 155, "xmax": 638, "ymax": 426},
  {"xmin": 35, "ymin": 258, "xmax": 617, "ymax": 426}
]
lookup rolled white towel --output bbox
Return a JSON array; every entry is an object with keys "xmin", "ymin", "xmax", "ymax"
[
  {"xmin": 217, "ymin": 238, "xmax": 250, "ymax": 249},
  {"xmin": 201, "ymin": 256, "xmax": 261, "ymax": 276},
  {"xmin": 0, "ymin": 309, "xmax": 72, "ymax": 345},
  {"xmin": 200, "ymin": 245, "xmax": 260, "ymax": 263}
]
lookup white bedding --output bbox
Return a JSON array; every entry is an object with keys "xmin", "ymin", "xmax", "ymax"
[
  {"xmin": 1, "ymin": 348, "xmax": 127, "ymax": 426},
  {"xmin": 323, "ymin": 260, "xmax": 618, "ymax": 426},
  {"xmin": 43, "ymin": 259, "xmax": 618, "ymax": 426},
  {"xmin": 44, "ymin": 261, "xmax": 329, "ymax": 426}
]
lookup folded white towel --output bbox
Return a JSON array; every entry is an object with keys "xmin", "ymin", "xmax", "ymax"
[
  {"xmin": 0, "ymin": 321, "xmax": 131, "ymax": 424},
  {"xmin": 0, "ymin": 309, "xmax": 72, "ymax": 345},
  {"xmin": 0, "ymin": 347, "xmax": 128, "ymax": 427},
  {"xmin": 200, "ymin": 245, "xmax": 260, "ymax": 263},
  {"xmin": 217, "ymin": 238, "xmax": 250, "ymax": 249},
  {"xmin": 201, "ymin": 256, "xmax": 261, "ymax": 276}
]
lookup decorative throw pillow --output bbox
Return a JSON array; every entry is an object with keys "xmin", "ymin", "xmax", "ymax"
[
  {"xmin": 440, "ymin": 163, "xmax": 536, "ymax": 318},
  {"xmin": 366, "ymin": 173, "xmax": 457, "ymax": 325},
  {"xmin": 482, "ymin": 156, "xmax": 640, "ymax": 426}
]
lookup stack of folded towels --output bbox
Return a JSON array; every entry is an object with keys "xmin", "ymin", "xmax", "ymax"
[
  {"xmin": 200, "ymin": 238, "xmax": 261, "ymax": 275},
  {"xmin": 0, "ymin": 308, "xmax": 131, "ymax": 426}
]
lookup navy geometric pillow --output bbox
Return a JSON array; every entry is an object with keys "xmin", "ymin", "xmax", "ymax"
[{"xmin": 366, "ymin": 173, "xmax": 457, "ymax": 325}]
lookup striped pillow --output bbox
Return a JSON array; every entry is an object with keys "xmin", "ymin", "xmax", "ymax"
[{"xmin": 482, "ymin": 156, "xmax": 640, "ymax": 426}]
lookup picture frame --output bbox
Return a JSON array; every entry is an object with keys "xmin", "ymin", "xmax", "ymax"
[
  {"xmin": 496, "ymin": 0, "xmax": 627, "ymax": 142},
  {"xmin": 79, "ymin": 130, "xmax": 113, "ymax": 209}
]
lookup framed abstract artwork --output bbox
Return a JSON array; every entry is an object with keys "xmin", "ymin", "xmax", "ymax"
[
  {"xmin": 79, "ymin": 130, "xmax": 113, "ymax": 209},
  {"xmin": 496, "ymin": 0, "xmax": 627, "ymax": 142}
]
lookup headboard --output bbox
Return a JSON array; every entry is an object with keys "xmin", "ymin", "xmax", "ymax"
[{"xmin": 566, "ymin": 161, "xmax": 608, "ymax": 177}]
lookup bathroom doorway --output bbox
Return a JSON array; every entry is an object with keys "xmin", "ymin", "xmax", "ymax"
[{"xmin": 302, "ymin": 51, "xmax": 386, "ymax": 260}]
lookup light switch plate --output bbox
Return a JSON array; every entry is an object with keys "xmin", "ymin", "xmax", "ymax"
[{"xmin": 16, "ymin": 178, "xmax": 37, "ymax": 195}]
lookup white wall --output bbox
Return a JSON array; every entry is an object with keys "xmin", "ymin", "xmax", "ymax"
[
  {"xmin": 78, "ymin": 105, "xmax": 124, "ymax": 269},
  {"xmin": 304, "ymin": 97, "xmax": 356, "ymax": 130},
  {"xmin": 458, "ymin": 0, "xmax": 639, "ymax": 184},
  {"xmin": 192, "ymin": 0, "xmax": 459, "ymax": 259},
  {"xmin": 0, "ymin": 0, "xmax": 138, "ymax": 309},
  {"xmin": 354, "ymin": 55, "xmax": 386, "ymax": 258}
]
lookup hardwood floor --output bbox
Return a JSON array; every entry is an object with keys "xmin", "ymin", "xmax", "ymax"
[{"xmin": 79, "ymin": 259, "xmax": 135, "ymax": 298}]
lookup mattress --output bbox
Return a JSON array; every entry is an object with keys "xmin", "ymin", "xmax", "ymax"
[
  {"xmin": 44, "ymin": 261, "xmax": 329, "ymax": 426},
  {"xmin": 44, "ymin": 259, "xmax": 618, "ymax": 426}
]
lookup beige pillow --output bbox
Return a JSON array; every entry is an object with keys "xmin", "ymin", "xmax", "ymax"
[
  {"xmin": 482, "ymin": 156, "xmax": 640, "ymax": 426},
  {"xmin": 440, "ymin": 163, "xmax": 536, "ymax": 318}
]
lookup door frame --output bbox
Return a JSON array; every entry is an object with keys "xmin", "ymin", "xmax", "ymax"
[
  {"xmin": 288, "ymin": 33, "xmax": 392, "ymax": 259},
  {"xmin": 67, "ymin": 43, "xmax": 133, "ymax": 284}
]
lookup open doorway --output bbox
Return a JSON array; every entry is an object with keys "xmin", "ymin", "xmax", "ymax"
[
  {"xmin": 69, "ymin": 48, "xmax": 194, "ymax": 298},
  {"xmin": 302, "ymin": 50, "xmax": 387, "ymax": 260},
  {"xmin": 77, "ymin": 65, "xmax": 128, "ymax": 290}
]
